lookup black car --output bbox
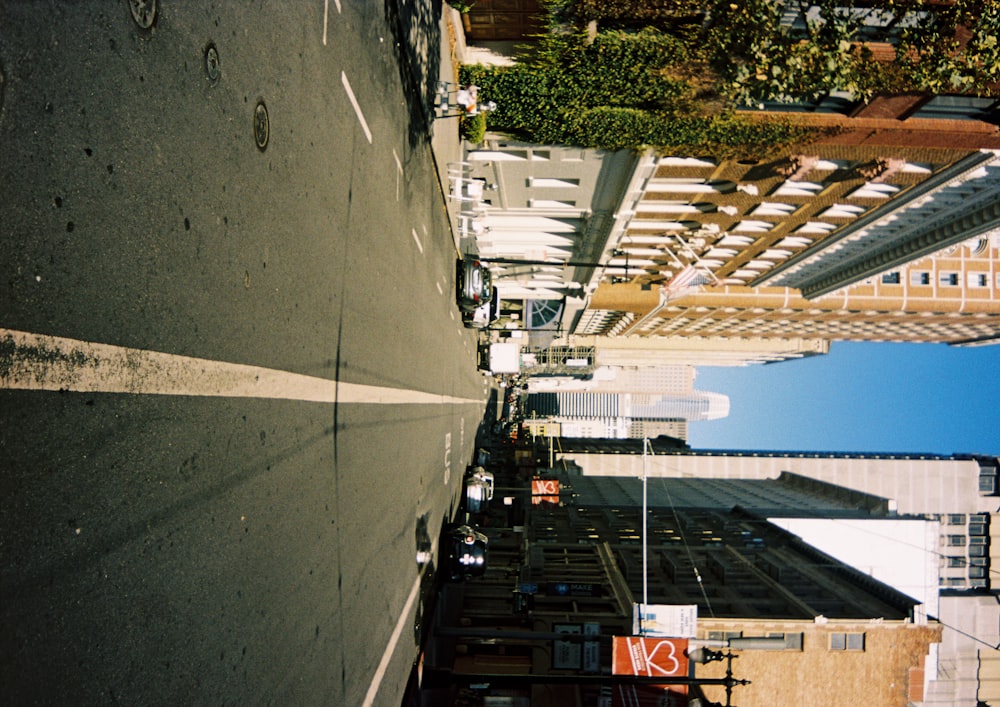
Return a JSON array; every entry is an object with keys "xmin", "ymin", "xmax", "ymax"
[{"xmin": 446, "ymin": 523, "xmax": 488, "ymax": 579}]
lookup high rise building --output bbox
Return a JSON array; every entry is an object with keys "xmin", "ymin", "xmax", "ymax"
[
  {"xmin": 527, "ymin": 389, "xmax": 729, "ymax": 440},
  {"xmin": 460, "ymin": 96, "xmax": 1000, "ymax": 363},
  {"xmin": 424, "ymin": 442, "xmax": 959, "ymax": 707},
  {"xmin": 552, "ymin": 445, "xmax": 999, "ymax": 705}
]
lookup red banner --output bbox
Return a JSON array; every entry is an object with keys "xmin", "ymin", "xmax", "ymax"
[
  {"xmin": 611, "ymin": 637, "xmax": 690, "ymax": 706},
  {"xmin": 531, "ymin": 478, "xmax": 560, "ymax": 505},
  {"xmin": 612, "ymin": 636, "xmax": 689, "ymax": 677}
]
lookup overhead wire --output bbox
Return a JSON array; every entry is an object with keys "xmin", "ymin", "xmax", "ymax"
[{"xmin": 646, "ymin": 445, "xmax": 716, "ymax": 618}]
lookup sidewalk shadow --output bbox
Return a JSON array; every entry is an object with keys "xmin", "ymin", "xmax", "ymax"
[{"xmin": 384, "ymin": 0, "xmax": 444, "ymax": 151}]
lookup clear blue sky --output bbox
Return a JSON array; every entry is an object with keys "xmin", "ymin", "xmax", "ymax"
[{"xmin": 688, "ymin": 341, "xmax": 1000, "ymax": 456}]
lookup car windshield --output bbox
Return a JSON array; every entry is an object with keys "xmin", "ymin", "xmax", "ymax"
[{"xmin": 481, "ymin": 269, "xmax": 492, "ymax": 295}]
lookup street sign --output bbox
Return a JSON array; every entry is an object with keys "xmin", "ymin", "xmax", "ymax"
[
  {"xmin": 583, "ymin": 622, "xmax": 601, "ymax": 674},
  {"xmin": 553, "ymin": 624, "xmax": 582, "ymax": 670},
  {"xmin": 632, "ymin": 604, "xmax": 698, "ymax": 638},
  {"xmin": 532, "ymin": 478, "xmax": 559, "ymax": 504}
]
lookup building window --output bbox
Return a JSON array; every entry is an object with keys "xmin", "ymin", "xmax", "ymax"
[
  {"xmin": 939, "ymin": 272, "xmax": 959, "ymax": 286},
  {"xmin": 913, "ymin": 95, "xmax": 1000, "ymax": 122},
  {"xmin": 968, "ymin": 272, "xmax": 989, "ymax": 288},
  {"xmin": 751, "ymin": 202, "xmax": 797, "ymax": 217},
  {"xmin": 767, "ymin": 632, "xmax": 804, "ymax": 650},
  {"xmin": 529, "ymin": 199, "xmax": 576, "ymax": 209},
  {"xmin": 910, "ymin": 271, "xmax": 931, "ymax": 286},
  {"xmin": 732, "ymin": 220, "xmax": 774, "ymax": 233},
  {"xmin": 829, "ymin": 632, "xmax": 865, "ymax": 651},
  {"xmin": 529, "ymin": 177, "xmax": 580, "ymax": 188},
  {"xmin": 707, "ymin": 631, "xmax": 743, "ymax": 641},
  {"xmin": 946, "ymin": 535, "xmax": 967, "ymax": 547},
  {"xmin": 881, "ymin": 272, "xmax": 901, "ymax": 284},
  {"xmin": 819, "ymin": 203, "xmax": 865, "ymax": 219},
  {"xmin": 947, "ymin": 556, "xmax": 967, "ymax": 568},
  {"xmin": 775, "ymin": 181, "xmax": 825, "ymax": 197},
  {"xmin": 795, "ymin": 222, "xmax": 837, "ymax": 235},
  {"xmin": 948, "ymin": 514, "xmax": 967, "ymax": 525},
  {"xmin": 848, "ymin": 183, "xmax": 900, "ymax": 199}
]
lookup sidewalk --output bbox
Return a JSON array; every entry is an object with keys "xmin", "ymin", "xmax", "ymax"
[{"xmin": 430, "ymin": 7, "xmax": 469, "ymax": 255}]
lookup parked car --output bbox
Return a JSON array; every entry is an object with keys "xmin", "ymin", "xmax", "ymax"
[
  {"xmin": 462, "ymin": 287, "xmax": 499, "ymax": 329},
  {"xmin": 464, "ymin": 465, "xmax": 495, "ymax": 513},
  {"xmin": 456, "ymin": 258, "xmax": 493, "ymax": 312},
  {"xmin": 446, "ymin": 523, "xmax": 488, "ymax": 579}
]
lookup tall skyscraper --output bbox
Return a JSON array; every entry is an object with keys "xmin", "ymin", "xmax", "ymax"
[
  {"xmin": 527, "ymin": 388, "xmax": 729, "ymax": 439},
  {"xmin": 552, "ymin": 444, "xmax": 999, "ymax": 705}
]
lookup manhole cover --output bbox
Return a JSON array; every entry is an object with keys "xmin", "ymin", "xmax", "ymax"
[
  {"xmin": 127, "ymin": 0, "xmax": 157, "ymax": 29},
  {"xmin": 204, "ymin": 44, "xmax": 220, "ymax": 84},
  {"xmin": 254, "ymin": 101, "xmax": 269, "ymax": 151}
]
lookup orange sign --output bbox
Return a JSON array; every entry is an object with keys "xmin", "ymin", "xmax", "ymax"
[
  {"xmin": 531, "ymin": 478, "xmax": 560, "ymax": 505},
  {"xmin": 612, "ymin": 636, "xmax": 689, "ymax": 678}
]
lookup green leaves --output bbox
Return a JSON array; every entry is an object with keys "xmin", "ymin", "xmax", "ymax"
[{"xmin": 457, "ymin": 0, "xmax": 995, "ymax": 154}]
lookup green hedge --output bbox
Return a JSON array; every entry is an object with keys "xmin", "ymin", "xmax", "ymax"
[
  {"xmin": 460, "ymin": 112, "xmax": 487, "ymax": 144},
  {"xmin": 460, "ymin": 59, "xmax": 815, "ymax": 157}
]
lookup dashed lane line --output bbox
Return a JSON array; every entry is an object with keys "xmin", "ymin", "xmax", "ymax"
[
  {"xmin": 341, "ymin": 71, "xmax": 372, "ymax": 144},
  {"xmin": 361, "ymin": 574, "xmax": 421, "ymax": 707},
  {"xmin": 322, "ymin": 0, "xmax": 342, "ymax": 46},
  {"xmin": 0, "ymin": 329, "xmax": 480, "ymax": 405}
]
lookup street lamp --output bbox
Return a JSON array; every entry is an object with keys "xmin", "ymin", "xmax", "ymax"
[
  {"xmin": 686, "ymin": 649, "xmax": 749, "ymax": 707},
  {"xmin": 425, "ymin": 647, "xmax": 750, "ymax": 704}
]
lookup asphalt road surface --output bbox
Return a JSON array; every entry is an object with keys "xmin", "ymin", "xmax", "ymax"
[{"xmin": 1, "ymin": 1, "xmax": 485, "ymax": 704}]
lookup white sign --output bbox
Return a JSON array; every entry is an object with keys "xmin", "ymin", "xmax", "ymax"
[
  {"xmin": 583, "ymin": 622, "xmax": 601, "ymax": 673},
  {"xmin": 553, "ymin": 624, "xmax": 581, "ymax": 670},
  {"xmin": 632, "ymin": 604, "xmax": 698, "ymax": 638}
]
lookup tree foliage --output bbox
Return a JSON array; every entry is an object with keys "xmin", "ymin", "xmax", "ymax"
[
  {"xmin": 703, "ymin": 0, "xmax": 999, "ymax": 104},
  {"xmin": 464, "ymin": 0, "xmax": 997, "ymax": 151}
]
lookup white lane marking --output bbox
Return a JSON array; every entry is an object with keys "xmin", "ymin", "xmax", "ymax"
[
  {"xmin": 322, "ymin": 0, "xmax": 341, "ymax": 46},
  {"xmin": 362, "ymin": 574, "xmax": 422, "ymax": 707},
  {"xmin": 443, "ymin": 432, "xmax": 451, "ymax": 485},
  {"xmin": 393, "ymin": 148, "xmax": 403, "ymax": 201},
  {"xmin": 341, "ymin": 72, "xmax": 372, "ymax": 144},
  {"xmin": 0, "ymin": 329, "xmax": 480, "ymax": 405},
  {"xmin": 411, "ymin": 228, "xmax": 423, "ymax": 254},
  {"xmin": 436, "ymin": 281, "xmax": 443, "ymax": 295}
]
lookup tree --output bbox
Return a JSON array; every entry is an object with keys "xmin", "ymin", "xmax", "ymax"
[
  {"xmin": 703, "ymin": 0, "xmax": 1000, "ymax": 104},
  {"xmin": 461, "ymin": 0, "xmax": 997, "ymax": 151}
]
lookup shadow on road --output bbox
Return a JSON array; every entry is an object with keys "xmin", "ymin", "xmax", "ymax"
[{"xmin": 384, "ymin": 0, "xmax": 444, "ymax": 151}]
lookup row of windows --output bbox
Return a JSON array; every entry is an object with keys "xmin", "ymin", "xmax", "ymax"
[
  {"xmin": 706, "ymin": 631, "xmax": 864, "ymax": 651},
  {"xmin": 945, "ymin": 534, "xmax": 991, "ymax": 547},
  {"xmin": 881, "ymin": 271, "xmax": 997, "ymax": 288}
]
